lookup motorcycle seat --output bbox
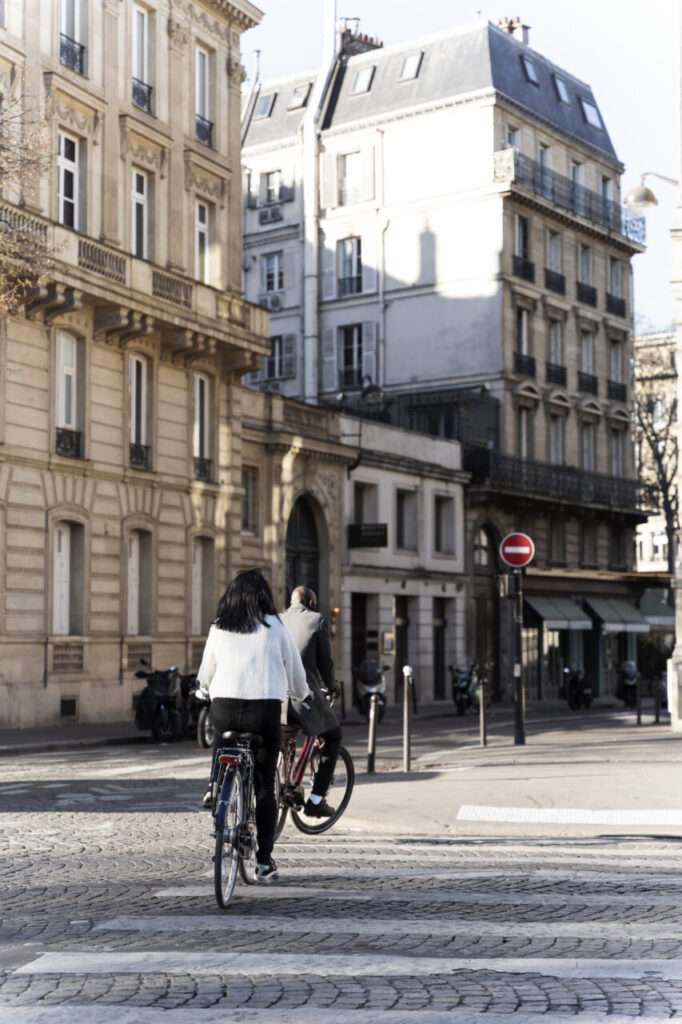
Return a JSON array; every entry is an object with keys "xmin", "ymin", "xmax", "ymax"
[{"xmin": 220, "ymin": 730, "xmax": 263, "ymax": 749}]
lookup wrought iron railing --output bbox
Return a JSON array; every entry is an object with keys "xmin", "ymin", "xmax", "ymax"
[
  {"xmin": 129, "ymin": 443, "xmax": 151, "ymax": 471},
  {"xmin": 577, "ymin": 282, "xmax": 597, "ymax": 307},
  {"xmin": 578, "ymin": 371, "xmax": 599, "ymax": 395},
  {"xmin": 546, "ymin": 362, "xmax": 567, "ymax": 386},
  {"xmin": 56, "ymin": 427, "xmax": 82, "ymax": 458},
  {"xmin": 194, "ymin": 456, "xmax": 212, "ymax": 482},
  {"xmin": 338, "ymin": 275, "xmax": 363, "ymax": 297},
  {"xmin": 341, "ymin": 366, "xmax": 363, "ymax": 389},
  {"xmin": 512, "ymin": 254, "xmax": 535, "ymax": 282},
  {"xmin": 514, "ymin": 351, "xmax": 536, "ymax": 377},
  {"xmin": 60, "ymin": 33, "xmax": 85, "ymax": 74},
  {"xmin": 608, "ymin": 380, "xmax": 627, "ymax": 402},
  {"xmin": 132, "ymin": 77, "xmax": 153, "ymax": 113},
  {"xmin": 606, "ymin": 292, "xmax": 627, "ymax": 318},
  {"xmin": 195, "ymin": 114, "xmax": 214, "ymax": 147},
  {"xmin": 544, "ymin": 268, "xmax": 566, "ymax": 295}
]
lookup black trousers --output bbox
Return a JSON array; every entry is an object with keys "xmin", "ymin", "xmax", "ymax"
[
  {"xmin": 312, "ymin": 725, "xmax": 342, "ymax": 797},
  {"xmin": 210, "ymin": 697, "xmax": 281, "ymax": 863}
]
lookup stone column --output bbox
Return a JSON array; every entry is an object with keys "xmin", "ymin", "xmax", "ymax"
[{"xmin": 101, "ymin": 0, "xmax": 122, "ymax": 245}]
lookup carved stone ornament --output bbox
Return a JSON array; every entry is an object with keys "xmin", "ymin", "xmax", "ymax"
[
  {"xmin": 184, "ymin": 153, "xmax": 226, "ymax": 204},
  {"xmin": 167, "ymin": 17, "xmax": 190, "ymax": 51},
  {"xmin": 227, "ymin": 55, "xmax": 247, "ymax": 86}
]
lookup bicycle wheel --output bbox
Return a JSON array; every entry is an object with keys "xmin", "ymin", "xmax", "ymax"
[
  {"xmin": 291, "ymin": 745, "xmax": 354, "ymax": 835},
  {"xmin": 238, "ymin": 781, "xmax": 258, "ymax": 886},
  {"xmin": 214, "ymin": 768, "xmax": 242, "ymax": 909},
  {"xmin": 274, "ymin": 750, "xmax": 289, "ymax": 840}
]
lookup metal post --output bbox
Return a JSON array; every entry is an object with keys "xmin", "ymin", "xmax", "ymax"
[
  {"xmin": 367, "ymin": 692, "xmax": 378, "ymax": 774},
  {"xmin": 479, "ymin": 674, "xmax": 487, "ymax": 747},
  {"xmin": 636, "ymin": 671, "xmax": 642, "ymax": 726},
  {"xmin": 512, "ymin": 570, "xmax": 526, "ymax": 746},
  {"xmin": 402, "ymin": 664, "xmax": 413, "ymax": 772}
]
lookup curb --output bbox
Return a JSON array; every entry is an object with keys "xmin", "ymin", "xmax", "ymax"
[{"xmin": 0, "ymin": 734, "xmax": 147, "ymax": 758}]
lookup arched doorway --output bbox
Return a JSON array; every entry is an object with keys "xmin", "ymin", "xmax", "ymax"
[{"xmin": 286, "ymin": 496, "xmax": 320, "ymax": 603}]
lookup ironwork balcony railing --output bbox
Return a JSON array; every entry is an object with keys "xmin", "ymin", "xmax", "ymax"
[
  {"xmin": 462, "ymin": 446, "xmax": 642, "ymax": 512},
  {"xmin": 512, "ymin": 254, "xmax": 535, "ymax": 282},
  {"xmin": 132, "ymin": 77, "xmax": 153, "ymax": 113},
  {"xmin": 578, "ymin": 371, "xmax": 599, "ymax": 396},
  {"xmin": 546, "ymin": 362, "xmax": 567, "ymax": 386},
  {"xmin": 194, "ymin": 456, "xmax": 212, "ymax": 482},
  {"xmin": 195, "ymin": 113, "xmax": 214, "ymax": 147},
  {"xmin": 60, "ymin": 33, "xmax": 86, "ymax": 74},
  {"xmin": 514, "ymin": 351, "xmax": 536, "ymax": 377},
  {"xmin": 56, "ymin": 427, "xmax": 82, "ymax": 458},
  {"xmin": 129, "ymin": 443, "xmax": 151, "ymax": 471},
  {"xmin": 608, "ymin": 380, "xmax": 627, "ymax": 402},
  {"xmin": 494, "ymin": 148, "xmax": 646, "ymax": 247},
  {"xmin": 338, "ymin": 274, "xmax": 363, "ymax": 297},
  {"xmin": 606, "ymin": 292, "xmax": 627, "ymax": 318},
  {"xmin": 545, "ymin": 268, "xmax": 566, "ymax": 295},
  {"xmin": 577, "ymin": 281, "xmax": 597, "ymax": 307},
  {"xmin": 341, "ymin": 366, "xmax": 363, "ymax": 389}
]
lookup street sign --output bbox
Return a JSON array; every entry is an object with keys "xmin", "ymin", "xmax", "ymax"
[{"xmin": 499, "ymin": 532, "xmax": 535, "ymax": 569}]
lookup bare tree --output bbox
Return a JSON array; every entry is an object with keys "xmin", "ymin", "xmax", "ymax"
[{"xmin": 634, "ymin": 336, "xmax": 678, "ymax": 575}]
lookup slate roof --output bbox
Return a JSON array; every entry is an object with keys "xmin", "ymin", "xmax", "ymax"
[{"xmin": 243, "ymin": 21, "xmax": 620, "ymax": 166}]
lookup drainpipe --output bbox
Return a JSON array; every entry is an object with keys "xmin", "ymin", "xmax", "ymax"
[{"xmin": 376, "ymin": 128, "xmax": 389, "ymax": 388}]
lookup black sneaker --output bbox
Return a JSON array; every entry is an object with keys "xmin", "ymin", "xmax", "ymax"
[
  {"xmin": 256, "ymin": 858, "xmax": 279, "ymax": 883},
  {"xmin": 304, "ymin": 797, "xmax": 336, "ymax": 818}
]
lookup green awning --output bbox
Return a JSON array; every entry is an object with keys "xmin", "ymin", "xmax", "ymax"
[
  {"xmin": 586, "ymin": 598, "xmax": 650, "ymax": 634},
  {"xmin": 639, "ymin": 588, "xmax": 675, "ymax": 628},
  {"xmin": 525, "ymin": 596, "xmax": 592, "ymax": 631}
]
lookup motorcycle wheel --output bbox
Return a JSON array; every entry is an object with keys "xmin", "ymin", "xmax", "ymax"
[
  {"xmin": 197, "ymin": 706, "xmax": 215, "ymax": 749},
  {"xmin": 152, "ymin": 709, "xmax": 182, "ymax": 743}
]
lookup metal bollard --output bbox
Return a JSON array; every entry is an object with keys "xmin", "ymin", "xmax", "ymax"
[
  {"xmin": 403, "ymin": 664, "xmax": 413, "ymax": 772},
  {"xmin": 367, "ymin": 692, "xmax": 379, "ymax": 774},
  {"xmin": 479, "ymin": 676, "xmax": 488, "ymax": 747},
  {"xmin": 636, "ymin": 672, "xmax": 642, "ymax": 727}
]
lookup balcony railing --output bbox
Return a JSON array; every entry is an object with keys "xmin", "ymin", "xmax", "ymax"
[
  {"xmin": 606, "ymin": 293, "xmax": 627, "ymax": 318},
  {"xmin": 463, "ymin": 446, "xmax": 642, "ymax": 512},
  {"xmin": 60, "ymin": 33, "xmax": 85, "ymax": 74},
  {"xmin": 194, "ymin": 456, "xmax": 212, "ymax": 482},
  {"xmin": 341, "ymin": 366, "xmax": 363, "ymax": 389},
  {"xmin": 195, "ymin": 114, "xmax": 214, "ymax": 147},
  {"xmin": 546, "ymin": 362, "xmax": 567, "ymax": 386},
  {"xmin": 152, "ymin": 269, "xmax": 193, "ymax": 309},
  {"xmin": 494, "ymin": 148, "xmax": 646, "ymax": 247},
  {"xmin": 545, "ymin": 268, "xmax": 566, "ymax": 295},
  {"xmin": 578, "ymin": 371, "xmax": 599, "ymax": 396},
  {"xmin": 512, "ymin": 254, "xmax": 535, "ymax": 282},
  {"xmin": 514, "ymin": 351, "xmax": 536, "ymax": 377},
  {"xmin": 338, "ymin": 275, "xmax": 363, "ymax": 297},
  {"xmin": 56, "ymin": 428, "xmax": 82, "ymax": 459},
  {"xmin": 132, "ymin": 77, "xmax": 153, "ymax": 113},
  {"xmin": 577, "ymin": 281, "xmax": 597, "ymax": 307},
  {"xmin": 608, "ymin": 380, "xmax": 627, "ymax": 402},
  {"xmin": 78, "ymin": 239, "xmax": 127, "ymax": 284},
  {"xmin": 129, "ymin": 443, "xmax": 151, "ymax": 471}
]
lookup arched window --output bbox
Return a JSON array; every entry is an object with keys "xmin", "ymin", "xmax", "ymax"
[
  {"xmin": 52, "ymin": 520, "xmax": 85, "ymax": 635},
  {"xmin": 191, "ymin": 535, "xmax": 215, "ymax": 635},
  {"xmin": 127, "ymin": 529, "xmax": 152, "ymax": 635}
]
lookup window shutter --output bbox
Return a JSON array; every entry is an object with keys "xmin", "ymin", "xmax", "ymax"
[
  {"xmin": 321, "ymin": 327, "xmax": 338, "ymax": 392},
  {"xmin": 284, "ymin": 249, "xmax": 297, "ymax": 294},
  {"xmin": 361, "ymin": 229, "xmax": 377, "ymax": 293},
  {"xmin": 191, "ymin": 539, "xmax": 203, "ymax": 635},
  {"xmin": 53, "ymin": 524, "xmax": 71, "ymax": 635},
  {"xmin": 258, "ymin": 173, "xmax": 268, "ymax": 205},
  {"xmin": 282, "ymin": 334, "xmax": 297, "ymax": 379},
  {"xmin": 320, "ymin": 151, "xmax": 337, "ymax": 209},
  {"xmin": 361, "ymin": 146, "xmax": 376, "ymax": 203},
  {"xmin": 127, "ymin": 532, "xmax": 140, "ymax": 636},
  {"xmin": 361, "ymin": 322, "xmax": 377, "ymax": 383},
  {"xmin": 321, "ymin": 239, "xmax": 337, "ymax": 300}
]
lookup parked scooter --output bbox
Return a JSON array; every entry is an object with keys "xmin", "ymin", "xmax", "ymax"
[
  {"xmin": 562, "ymin": 666, "xmax": 593, "ymax": 710},
  {"xmin": 449, "ymin": 662, "xmax": 479, "ymax": 716},
  {"xmin": 353, "ymin": 659, "xmax": 388, "ymax": 722},
  {"xmin": 193, "ymin": 687, "xmax": 215, "ymax": 749},
  {"xmin": 617, "ymin": 661, "xmax": 639, "ymax": 708},
  {"xmin": 134, "ymin": 660, "xmax": 184, "ymax": 742}
]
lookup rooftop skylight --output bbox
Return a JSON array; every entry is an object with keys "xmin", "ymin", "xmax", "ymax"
[
  {"xmin": 351, "ymin": 66, "xmax": 375, "ymax": 94},
  {"xmin": 554, "ymin": 75, "xmax": 570, "ymax": 104},
  {"xmin": 288, "ymin": 83, "xmax": 312, "ymax": 110},
  {"xmin": 399, "ymin": 52, "xmax": 423, "ymax": 81},
  {"xmin": 580, "ymin": 98, "xmax": 603, "ymax": 129},
  {"xmin": 520, "ymin": 55, "xmax": 539, "ymax": 85},
  {"xmin": 255, "ymin": 93, "xmax": 276, "ymax": 119}
]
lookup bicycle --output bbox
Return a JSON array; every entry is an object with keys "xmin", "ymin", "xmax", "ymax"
[
  {"xmin": 275, "ymin": 725, "xmax": 354, "ymax": 837},
  {"xmin": 210, "ymin": 730, "xmax": 264, "ymax": 909}
]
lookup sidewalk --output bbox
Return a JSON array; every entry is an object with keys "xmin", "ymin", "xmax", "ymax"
[{"xmin": 0, "ymin": 719, "xmax": 143, "ymax": 757}]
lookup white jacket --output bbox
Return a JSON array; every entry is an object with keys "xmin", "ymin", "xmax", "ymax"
[{"xmin": 197, "ymin": 616, "xmax": 310, "ymax": 704}]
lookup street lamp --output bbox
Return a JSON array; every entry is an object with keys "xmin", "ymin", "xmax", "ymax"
[{"xmin": 624, "ymin": 171, "xmax": 680, "ymax": 210}]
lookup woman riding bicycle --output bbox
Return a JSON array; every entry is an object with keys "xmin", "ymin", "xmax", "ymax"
[{"xmin": 197, "ymin": 569, "xmax": 309, "ymax": 882}]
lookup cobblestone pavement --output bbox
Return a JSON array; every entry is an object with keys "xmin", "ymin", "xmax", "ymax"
[{"xmin": 3, "ymin": 742, "xmax": 682, "ymax": 1020}]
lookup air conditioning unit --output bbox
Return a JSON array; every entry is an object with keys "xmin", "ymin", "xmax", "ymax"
[{"xmin": 269, "ymin": 294, "xmax": 283, "ymax": 311}]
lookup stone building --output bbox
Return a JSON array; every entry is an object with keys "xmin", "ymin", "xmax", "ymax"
[{"xmin": 242, "ymin": 14, "xmax": 651, "ymax": 702}]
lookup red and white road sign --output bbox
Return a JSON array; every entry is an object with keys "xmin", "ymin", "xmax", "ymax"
[{"xmin": 499, "ymin": 532, "xmax": 535, "ymax": 569}]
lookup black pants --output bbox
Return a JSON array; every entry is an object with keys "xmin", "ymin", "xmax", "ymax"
[
  {"xmin": 312, "ymin": 725, "xmax": 342, "ymax": 797},
  {"xmin": 210, "ymin": 698, "xmax": 281, "ymax": 863}
]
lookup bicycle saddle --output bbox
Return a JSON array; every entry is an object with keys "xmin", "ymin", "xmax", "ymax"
[{"xmin": 220, "ymin": 730, "xmax": 263, "ymax": 748}]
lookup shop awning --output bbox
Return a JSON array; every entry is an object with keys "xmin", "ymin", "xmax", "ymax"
[
  {"xmin": 585, "ymin": 598, "xmax": 651, "ymax": 634},
  {"xmin": 639, "ymin": 588, "xmax": 675, "ymax": 629},
  {"xmin": 525, "ymin": 596, "xmax": 592, "ymax": 631}
]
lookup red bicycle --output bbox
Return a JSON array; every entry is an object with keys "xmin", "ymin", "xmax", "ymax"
[{"xmin": 275, "ymin": 728, "xmax": 354, "ymax": 837}]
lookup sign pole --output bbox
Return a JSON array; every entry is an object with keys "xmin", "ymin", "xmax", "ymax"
[{"xmin": 512, "ymin": 569, "xmax": 526, "ymax": 746}]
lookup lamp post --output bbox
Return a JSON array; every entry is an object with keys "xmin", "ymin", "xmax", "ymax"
[{"xmin": 624, "ymin": 172, "xmax": 680, "ymax": 210}]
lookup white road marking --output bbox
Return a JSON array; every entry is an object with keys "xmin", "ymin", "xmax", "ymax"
[
  {"xmin": 16, "ymin": 952, "xmax": 682, "ymax": 979},
  {"xmin": 95, "ymin": 914, "xmax": 682, "ymax": 940},
  {"xmin": 458, "ymin": 804, "xmax": 682, "ymax": 826}
]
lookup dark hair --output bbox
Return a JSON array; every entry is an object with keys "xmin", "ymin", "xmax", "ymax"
[
  {"xmin": 291, "ymin": 585, "xmax": 318, "ymax": 611},
  {"xmin": 214, "ymin": 570, "xmax": 279, "ymax": 634}
]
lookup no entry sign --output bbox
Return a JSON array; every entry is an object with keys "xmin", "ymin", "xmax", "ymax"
[{"xmin": 499, "ymin": 532, "xmax": 535, "ymax": 569}]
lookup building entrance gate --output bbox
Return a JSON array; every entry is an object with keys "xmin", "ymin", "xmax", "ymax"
[{"xmin": 285, "ymin": 496, "xmax": 320, "ymax": 603}]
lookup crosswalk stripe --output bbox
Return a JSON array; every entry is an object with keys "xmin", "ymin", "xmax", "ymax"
[
  {"xmin": 16, "ymin": 952, "xmax": 682, "ymax": 979},
  {"xmin": 458, "ymin": 804, "xmax": 682, "ymax": 825},
  {"xmin": 235, "ymin": 864, "xmax": 682, "ymax": 885},
  {"xmin": 94, "ymin": 914, "xmax": 682, "ymax": 939}
]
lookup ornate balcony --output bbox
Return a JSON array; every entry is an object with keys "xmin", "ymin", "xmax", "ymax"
[
  {"xmin": 55, "ymin": 427, "xmax": 82, "ymax": 458},
  {"xmin": 512, "ymin": 254, "xmax": 535, "ymax": 282},
  {"xmin": 129, "ymin": 443, "xmax": 151, "ymax": 471},
  {"xmin": 132, "ymin": 78, "xmax": 153, "ymax": 113},
  {"xmin": 60, "ymin": 33, "xmax": 85, "ymax": 74},
  {"xmin": 578, "ymin": 371, "xmax": 599, "ymax": 395},
  {"xmin": 195, "ymin": 114, "xmax": 214, "ymax": 147},
  {"xmin": 194, "ymin": 456, "xmax": 212, "ymax": 482},
  {"xmin": 514, "ymin": 351, "xmax": 536, "ymax": 377},
  {"xmin": 608, "ymin": 380, "xmax": 627, "ymax": 402},
  {"xmin": 545, "ymin": 268, "xmax": 566, "ymax": 295},
  {"xmin": 494, "ymin": 148, "xmax": 646, "ymax": 249},
  {"xmin": 546, "ymin": 362, "xmax": 567, "ymax": 386},
  {"xmin": 606, "ymin": 293, "xmax": 627, "ymax": 318},
  {"xmin": 577, "ymin": 282, "xmax": 597, "ymax": 307}
]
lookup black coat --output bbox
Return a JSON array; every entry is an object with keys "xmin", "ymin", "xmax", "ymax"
[{"xmin": 281, "ymin": 605, "xmax": 338, "ymax": 736}]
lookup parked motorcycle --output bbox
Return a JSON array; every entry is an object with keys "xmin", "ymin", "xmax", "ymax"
[
  {"xmin": 353, "ymin": 659, "xmax": 388, "ymax": 722},
  {"xmin": 193, "ymin": 687, "xmax": 215, "ymax": 749},
  {"xmin": 617, "ymin": 660, "xmax": 639, "ymax": 708},
  {"xmin": 449, "ymin": 662, "xmax": 479, "ymax": 715},
  {"xmin": 134, "ymin": 660, "xmax": 184, "ymax": 742},
  {"xmin": 563, "ymin": 666, "xmax": 593, "ymax": 710}
]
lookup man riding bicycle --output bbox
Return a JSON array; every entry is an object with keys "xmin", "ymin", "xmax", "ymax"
[{"xmin": 281, "ymin": 586, "xmax": 342, "ymax": 818}]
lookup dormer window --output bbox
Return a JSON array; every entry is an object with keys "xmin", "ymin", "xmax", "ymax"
[
  {"xmin": 580, "ymin": 98, "xmax": 603, "ymax": 129},
  {"xmin": 255, "ymin": 93, "xmax": 276, "ymax": 119},
  {"xmin": 399, "ymin": 52, "xmax": 423, "ymax": 81},
  {"xmin": 351, "ymin": 66, "xmax": 374, "ymax": 94},
  {"xmin": 521, "ymin": 55, "xmax": 539, "ymax": 85},
  {"xmin": 288, "ymin": 82, "xmax": 311, "ymax": 110},
  {"xmin": 553, "ymin": 75, "xmax": 570, "ymax": 103}
]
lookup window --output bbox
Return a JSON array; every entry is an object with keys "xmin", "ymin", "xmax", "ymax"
[
  {"xmin": 193, "ymin": 373, "xmax": 210, "ymax": 477},
  {"xmin": 546, "ymin": 230, "xmax": 562, "ymax": 272},
  {"xmin": 399, "ymin": 52, "xmax": 423, "ymax": 81},
  {"xmin": 581, "ymin": 421, "xmax": 597, "ymax": 472},
  {"xmin": 55, "ymin": 330, "xmax": 83, "ymax": 457},
  {"xmin": 261, "ymin": 251, "xmax": 284, "ymax": 293},
  {"xmin": 514, "ymin": 214, "xmax": 530, "ymax": 258},
  {"xmin": 549, "ymin": 518, "xmax": 566, "ymax": 565},
  {"xmin": 516, "ymin": 307, "xmax": 529, "ymax": 355},
  {"xmin": 578, "ymin": 243, "xmax": 592, "ymax": 284},
  {"xmin": 57, "ymin": 132, "xmax": 80, "ymax": 229},
  {"xmin": 265, "ymin": 170, "xmax": 281, "ymax": 205},
  {"xmin": 581, "ymin": 522, "xmax": 598, "ymax": 566},
  {"xmin": 128, "ymin": 354, "xmax": 150, "ymax": 468},
  {"xmin": 474, "ymin": 528, "xmax": 491, "ymax": 569},
  {"xmin": 191, "ymin": 537, "xmax": 214, "ymax": 635},
  {"xmin": 195, "ymin": 46, "xmax": 213, "ymax": 145},
  {"xmin": 131, "ymin": 169, "xmax": 149, "ymax": 259},
  {"xmin": 609, "ymin": 257, "xmax": 623, "ymax": 298},
  {"xmin": 580, "ymin": 331, "xmax": 594, "ymax": 374},
  {"xmin": 338, "ymin": 151, "xmax": 362, "ymax": 206},
  {"xmin": 553, "ymin": 75, "xmax": 570, "ymax": 103},
  {"xmin": 521, "ymin": 55, "xmax": 539, "ymax": 85},
  {"xmin": 507, "ymin": 125, "xmax": 520, "ymax": 149},
  {"xmin": 609, "ymin": 526, "xmax": 627, "ymax": 568},
  {"xmin": 538, "ymin": 143, "xmax": 552, "ymax": 194},
  {"xmin": 610, "ymin": 429, "xmax": 625, "ymax": 477},
  {"xmin": 570, "ymin": 160, "xmax": 584, "ymax": 187},
  {"xmin": 434, "ymin": 495, "xmax": 455, "ymax": 555},
  {"xmin": 609, "ymin": 340, "xmax": 624, "ymax": 383},
  {"xmin": 580, "ymin": 97, "xmax": 603, "ymax": 129},
  {"xmin": 264, "ymin": 334, "xmax": 295, "ymax": 381},
  {"xmin": 52, "ymin": 521, "xmax": 84, "ymax": 635},
  {"xmin": 255, "ymin": 93, "xmax": 276, "ymax": 118},
  {"xmin": 601, "ymin": 176, "xmax": 614, "ymax": 203},
  {"xmin": 548, "ymin": 320, "xmax": 562, "ymax": 365},
  {"xmin": 288, "ymin": 82, "xmax": 311, "ymax": 110},
  {"xmin": 127, "ymin": 529, "xmax": 152, "ymax": 635},
  {"xmin": 353, "ymin": 481, "xmax": 378, "ymax": 524},
  {"xmin": 241, "ymin": 467, "xmax": 258, "ymax": 533},
  {"xmin": 396, "ymin": 489, "xmax": 417, "ymax": 551},
  {"xmin": 195, "ymin": 201, "xmax": 210, "ymax": 283},
  {"xmin": 549, "ymin": 414, "xmax": 565, "ymax": 465},
  {"xmin": 517, "ymin": 405, "xmax": 532, "ymax": 458},
  {"xmin": 60, "ymin": 0, "xmax": 85, "ymax": 73},
  {"xmin": 131, "ymin": 5, "xmax": 151, "ymax": 110},
  {"xmin": 338, "ymin": 236, "xmax": 362, "ymax": 295},
  {"xmin": 351, "ymin": 66, "xmax": 374, "ymax": 94},
  {"xmin": 341, "ymin": 323, "xmax": 363, "ymax": 388}
]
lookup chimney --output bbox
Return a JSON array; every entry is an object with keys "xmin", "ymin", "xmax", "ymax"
[
  {"xmin": 339, "ymin": 17, "xmax": 383, "ymax": 57},
  {"xmin": 497, "ymin": 16, "xmax": 530, "ymax": 45}
]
